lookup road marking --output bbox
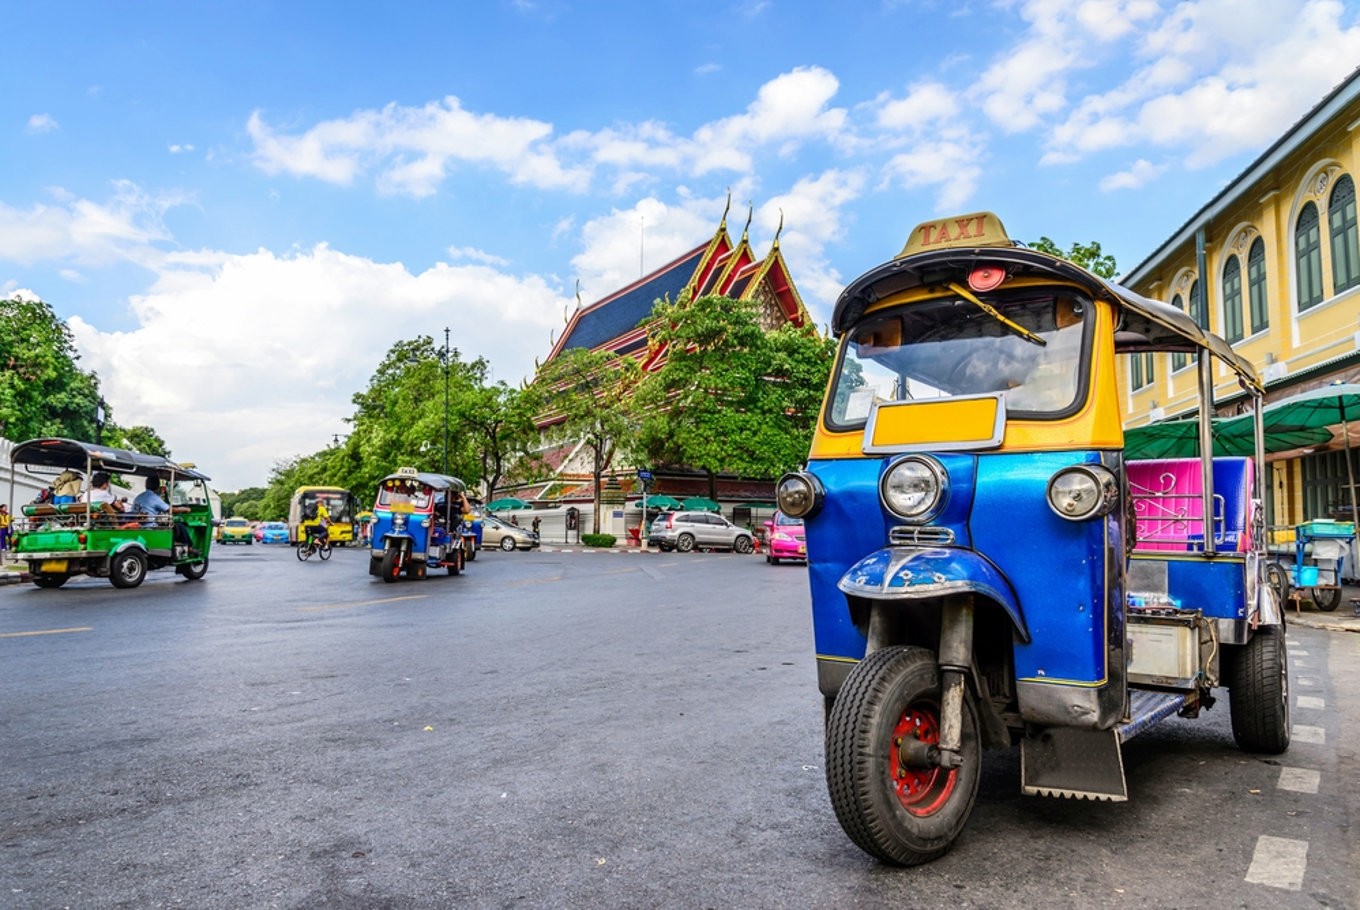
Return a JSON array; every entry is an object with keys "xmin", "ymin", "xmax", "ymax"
[
  {"xmin": 1297, "ymin": 676, "xmax": 1317, "ymax": 687},
  {"xmin": 1296, "ymin": 695, "xmax": 1325, "ymax": 710},
  {"xmin": 1290, "ymin": 648, "xmax": 1309, "ymax": 656},
  {"xmin": 1276, "ymin": 767, "xmax": 1321, "ymax": 794},
  {"xmin": 300, "ymin": 595, "xmax": 428, "ymax": 612},
  {"xmin": 0, "ymin": 626, "xmax": 93, "ymax": 639},
  {"xmin": 1291, "ymin": 724, "xmax": 1326, "ymax": 744},
  {"xmin": 1245, "ymin": 835, "xmax": 1308, "ymax": 890}
]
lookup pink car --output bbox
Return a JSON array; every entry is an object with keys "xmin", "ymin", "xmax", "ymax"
[{"xmin": 763, "ymin": 511, "xmax": 807, "ymax": 564}]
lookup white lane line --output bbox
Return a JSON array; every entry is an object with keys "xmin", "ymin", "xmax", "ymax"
[
  {"xmin": 1297, "ymin": 676, "xmax": 1318, "ymax": 687},
  {"xmin": 1276, "ymin": 767, "xmax": 1321, "ymax": 794},
  {"xmin": 1290, "ymin": 648, "xmax": 1309, "ymax": 656},
  {"xmin": 1291, "ymin": 725, "xmax": 1326, "ymax": 744},
  {"xmin": 1245, "ymin": 836, "xmax": 1308, "ymax": 890},
  {"xmin": 1296, "ymin": 695, "xmax": 1325, "ymax": 710}
]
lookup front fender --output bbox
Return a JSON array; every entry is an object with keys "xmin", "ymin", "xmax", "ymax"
[{"xmin": 837, "ymin": 546, "xmax": 1029, "ymax": 643}]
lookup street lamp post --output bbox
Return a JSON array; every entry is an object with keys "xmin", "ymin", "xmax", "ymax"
[{"xmin": 442, "ymin": 326, "xmax": 451, "ymax": 476}]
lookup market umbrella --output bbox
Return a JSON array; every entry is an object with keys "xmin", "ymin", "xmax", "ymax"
[
  {"xmin": 681, "ymin": 496, "xmax": 721, "ymax": 513},
  {"xmin": 485, "ymin": 497, "xmax": 529, "ymax": 512},
  {"xmin": 631, "ymin": 494, "xmax": 682, "ymax": 510},
  {"xmin": 1258, "ymin": 382, "xmax": 1360, "ymax": 531},
  {"xmin": 1123, "ymin": 415, "xmax": 1332, "ymax": 460}
]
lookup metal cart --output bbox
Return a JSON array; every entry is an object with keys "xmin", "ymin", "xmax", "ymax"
[{"xmin": 1266, "ymin": 520, "xmax": 1354, "ymax": 612}]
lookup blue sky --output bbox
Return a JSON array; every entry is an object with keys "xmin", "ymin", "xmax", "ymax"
[{"xmin": 4, "ymin": 0, "xmax": 1360, "ymax": 490}]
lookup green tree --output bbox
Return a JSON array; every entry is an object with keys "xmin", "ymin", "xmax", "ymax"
[
  {"xmin": 0, "ymin": 297, "xmax": 103, "ymax": 441},
  {"xmin": 455, "ymin": 381, "xmax": 537, "ymax": 503},
  {"xmin": 111, "ymin": 425, "xmax": 171, "ymax": 457},
  {"xmin": 632, "ymin": 294, "xmax": 833, "ymax": 492},
  {"xmin": 1030, "ymin": 237, "xmax": 1118, "ymax": 279},
  {"xmin": 528, "ymin": 347, "xmax": 640, "ymax": 533}
]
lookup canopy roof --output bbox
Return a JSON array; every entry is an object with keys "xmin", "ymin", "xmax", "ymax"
[
  {"xmin": 832, "ymin": 246, "xmax": 1260, "ymax": 393},
  {"xmin": 377, "ymin": 470, "xmax": 465, "ymax": 492},
  {"xmin": 10, "ymin": 437, "xmax": 211, "ymax": 482}
]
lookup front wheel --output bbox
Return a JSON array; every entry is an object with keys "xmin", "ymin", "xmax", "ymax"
[
  {"xmin": 500, "ymin": 536, "xmax": 517, "ymax": 552},
  {"xmin": 733, "ymin": 535, "xmax": 753, "ymax": 554},
  {"xmin": 318, "ymin": 541, "xmax": 332, "ymax": 561},
  {"xmin": 825, "ymin": 646, "xmax": 981, "ymax": 866},
  {"xmin": 109, "ymin": 551, "xmax": 148, "ymax": 589},
  {"xmin": 296, "ymin": 541, "xmax": 311, "ymax": 561},
  {"xmin": 380, "ymin": 548, "xmax": 402, "ymax": 583},
  {"xmin": 1264, "ymin": 562, "xmax": 1289, "ymax": 605},
  {"xmin": 1228, "ymin": 625, "xmax": 1290, "ymax": 754}
]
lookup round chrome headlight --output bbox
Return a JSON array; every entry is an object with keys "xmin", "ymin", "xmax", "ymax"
[
  {"xmin": 1047, "ymin": 465, "xmax": 1119, "ymax": 521},
  {"xmin": 881, "ymin": 456, "xmax": 947, "ymax": 521},
  {"xmin": 776, "ymin": 472, "xmax": 824, "ymax": 519}
]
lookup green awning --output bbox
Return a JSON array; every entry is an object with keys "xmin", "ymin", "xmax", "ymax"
[
  {"xmin": 631, "ymin": 494, "xmax": 682, "ymax": 510},
  {"xmin": 680, "ymin": 496, "xmax": 721, "ymax": 513},
  {"xmin": 485, "ymin": 498, "xmax": 529, "ymax": 511}
]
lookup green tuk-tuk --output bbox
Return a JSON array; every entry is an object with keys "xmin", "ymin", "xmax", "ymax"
[{"xmin": 6, "ymin": 438, "xmax": 213, "ymax": 589}]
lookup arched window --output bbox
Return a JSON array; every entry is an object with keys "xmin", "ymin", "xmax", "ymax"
[
  {"xmin": 1187, "ymin": 279, "xmax": 1205, "ymax": 330},
  {"xmin": 1296, "ymin": 202, "xmax": 1323, "ymax": 310},
  {"xmin": 1247, "ymin": 238, "xmax": 1268, "ymax": 334},
  {"xmin": 1221, "ymin": 255, "xmax": 1243, "ymax": 343},
  {"xmin": 1171, "ymin": 293, "xmax": 1188, "ymax": 371},
  {"xmin": 1330, "ymin": 174, "xmax": 1359, "ymax": 293}
]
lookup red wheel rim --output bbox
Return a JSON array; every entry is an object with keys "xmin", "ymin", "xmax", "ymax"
[{"xmin": 889, "ymin": 700, "xmax": 958, "ymax": 817}]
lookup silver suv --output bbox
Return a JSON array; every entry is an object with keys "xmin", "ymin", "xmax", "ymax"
[{"xmin": 648, "ymin": 511, "xmax": 754, "ymax": 553}]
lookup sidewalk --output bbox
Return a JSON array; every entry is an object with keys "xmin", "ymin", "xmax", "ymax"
[{"xmin": 1287, "ymin": 581, "xmax": 1360, "ymax": 634}]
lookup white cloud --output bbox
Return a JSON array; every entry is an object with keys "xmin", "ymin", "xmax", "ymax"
[
  {"xmin": 448, "ymin": 245, "xmax": 511, "ymax": 267},
  {"xmin": 570, "ymin": 196, "xmax": 720, "ymax": 301},
  {"xmin": 875, "ymin": 82, "xmax": 959, "ymax": 134},
  {"xmin": 881, "ymin": 131, "xmax": 985, "ymax": 212},
  {"xmin": 1099, "ymin": 158, "xmax": 1167, "ymax": 190},
  {"xmin": 168, "ymin": 143, "xmax": 195, "ymax": 154},
  {"xmin": 66, "ymin": 244, "xmax": 568, "ymax": 489},
  {"xmin": 756, "ymin": 170, "xmax": 867, "ymax": 321},
  {"xmin": 0, "ymin": 181, "xmax": 182, "ymax": 267},
  {"xmin": 26, "ymin": 113, "xmax": 59, "ymax": 134}
]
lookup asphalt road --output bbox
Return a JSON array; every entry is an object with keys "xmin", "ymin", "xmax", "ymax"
[{"xmin": 2, "ymin": 544, "xmax": 1357, "ymax": 910}]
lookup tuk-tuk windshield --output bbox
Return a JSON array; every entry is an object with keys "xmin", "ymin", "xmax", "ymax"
[
  {"xmin": 828, "ymin": 291, "xmax": 1090, "ymax": 428},
  {"xmin": 377, "ymin": 479, "xmax": 433, "ymax": 511}
]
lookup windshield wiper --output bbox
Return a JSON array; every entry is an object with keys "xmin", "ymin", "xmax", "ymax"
[{"xmin": 947, "ymin": 281, "xmax": 1046, "ymax": 347}]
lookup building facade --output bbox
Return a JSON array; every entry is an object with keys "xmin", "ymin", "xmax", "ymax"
[{"xmin": 1120, "ymin": 66, "xmax": 1360, "ymax": 528}]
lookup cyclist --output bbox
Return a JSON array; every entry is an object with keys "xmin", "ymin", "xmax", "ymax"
[{"xmin": 306, "ymin": 501, "xmax": 332, "ymax": 552}]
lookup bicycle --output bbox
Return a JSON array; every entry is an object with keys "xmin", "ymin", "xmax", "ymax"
[{"xmin": 296, "ymin": 532, "xmax": 333, "ymax": 561}]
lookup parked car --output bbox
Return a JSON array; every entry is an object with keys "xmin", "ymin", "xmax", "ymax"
[
  {"xmin": 648, "ymin": 511, "xmax": 754, "ymax": 553},
  {"xmin": 763, "ymin": 511, "xmax": 807, "ymax": 564},
  {"xmin": 218, "ymin": 516, "xmax": 254, "ymax": 545},
  {"xmin": 259, "ymin": 521, "xmax": 290, "ymax": 544},
  {"xmin": 480, "ymin": 515, "xmax": 539, "ymax": 552}
]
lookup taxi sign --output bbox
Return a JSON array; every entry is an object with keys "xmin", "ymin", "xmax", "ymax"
[
  {"xmin": 397, "ymin": 466, "xmax": 419, "ymax": 476},
  {"xmin": 897, "ymin": 211, "xmax": 1012, "ymax": 259}
]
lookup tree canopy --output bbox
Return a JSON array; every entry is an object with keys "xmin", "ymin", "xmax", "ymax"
[{"xmin": 1029, "ymin": 237, "xmax": 1119, "ymax": 280}]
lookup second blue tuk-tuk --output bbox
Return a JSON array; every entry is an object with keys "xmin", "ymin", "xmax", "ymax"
[{"xmin": 368, "ymin": 467, "xmax": 469, "ymax": 582}]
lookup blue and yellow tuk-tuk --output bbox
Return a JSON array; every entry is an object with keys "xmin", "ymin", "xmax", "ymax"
[
  {"xmin": 778, "ymin": 213, "xmax": 1285, "ymax": 865},
  {"xmin": 368, "ymin": 468, "xmax": 468, "ymax": 582}
]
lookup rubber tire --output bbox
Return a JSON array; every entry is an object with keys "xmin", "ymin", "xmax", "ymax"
[
  {"xmin": 1227, "ymin": 625, "xmax": 1290, "ymax": 754},
  {"xmin": 1311, "ymin": 586, "xmax": 1341, "ymax": 611},
  {"xmin": 318, "ymin": 542, "xmax": 332, "ymax": 561},
  {"xmin": 676, "ymin": 533, "xmax": 696, "ymax": 553},
  {"xmin": 1264, "ymin": 562, "xmax": 1289, "ymax": 605},
  {"xmin": 825, "ymin": 646, "xmax": 981, "ymax": 866},
  {"xmin": 733, "ymin": 535, "xmax": 753, "ymax": 554},
  {"xmin": 500, "ymin": 536, "xmax": 517, "ymax": 552},
  {"xmin": 380, "ymin": 548, "xmax": 402, "ymax": 583},
  {"xmin": 465, "ymin": 540, "xmax": 477, "ymax": 561},
  {"xmin": 296, "ymin": 542, "xmax": 311, "ymax": 561},
  {"xmin": 766, "ymin": 554, "xmax": 777, "ymax": 564},
  {"xmin": 109, "ymin": 550, "xmax": 148, "ymax": 589},
  {"xmin": 178, "ymin": 558, "xmax": 208, "ymax": 580},
  {"xmin": 32, "ymin": 574, "xmax": 69, "ymax": 589}
]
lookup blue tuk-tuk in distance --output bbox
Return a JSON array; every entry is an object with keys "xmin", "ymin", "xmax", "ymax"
[
  {"xmin": 368, "ymin": 467, "xmax": 468, "ymax": 582},
  {"xmin": 779, "ymin": 212, "xmax": 1285, "ymax": 866}
]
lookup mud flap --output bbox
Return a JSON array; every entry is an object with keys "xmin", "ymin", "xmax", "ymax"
[{"xmin": 1021, "ymin": 727, "xmax": 1127, "ymax": 802}]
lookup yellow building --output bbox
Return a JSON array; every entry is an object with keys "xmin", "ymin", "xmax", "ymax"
[{"xmin": 1121, "ymin": 65, "xmax": 1360, "ymax": 529}]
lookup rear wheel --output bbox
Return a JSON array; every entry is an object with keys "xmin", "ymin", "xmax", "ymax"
[
  {"xmin": 32, "ymin": 574, "xmax": 69, "ymax": 589},
  {"xmin": 733, "ymin": 535, "xmax": 753, "ymax": 554},
  {"xmin": 1264, "ymin": 562, "xmax": 1289, "ymax": 605},
  {"xmin": 178, "ymin": 557, "xmax": 208, "ymax": 580},
  {"xmin": 825, "ymin": 646, "xmax": 981, "ymax": 866},
  {"xmin": 1311, "ymin": 586, "xmax": 1341, "ymax": 611},
  {"xmin": 109, "ymin": 551, "xmax": 148, "ymax": 589},
  {"xmin": 380, "ymin": 548, "xmax": 402, "ymax": 583},
  {"xmin": 406, "ymin": 560, "xmax": 427, "ymax": 580},
  {"xmin": 676, "ymin": 533, "xmax": 695, "ymax": 553},
  {"xmin": 500, "ymin": 536, "xmax": 517, "ymax": 552},
  {"xmin": 1228, "ymin": 625, "xmax": 1290, "ymax": 754},
  {"xmin": 448, "ymin": 547, "xmax": 463, "ymax": 576}
]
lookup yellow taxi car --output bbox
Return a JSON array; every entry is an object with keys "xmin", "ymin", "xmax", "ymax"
[{"xmin": 218, "ymin": 516, "xmax": 254, "ymax": 545}]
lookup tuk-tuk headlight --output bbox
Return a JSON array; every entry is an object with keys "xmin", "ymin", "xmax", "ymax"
[
  {"xmin": 881, "ymin": 456, "xmax": 947, "ymax": 521},
  {"xmin": 1047, "ymin": 465, "xmax": 1118, "ymax": 521},
  {"xmin": 776, "ymin": 472, "xmax": 824, "ymax": 519},
  {"xmin": 393, "ymin": 514, "xmax": 407, "ymax": 532}
]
